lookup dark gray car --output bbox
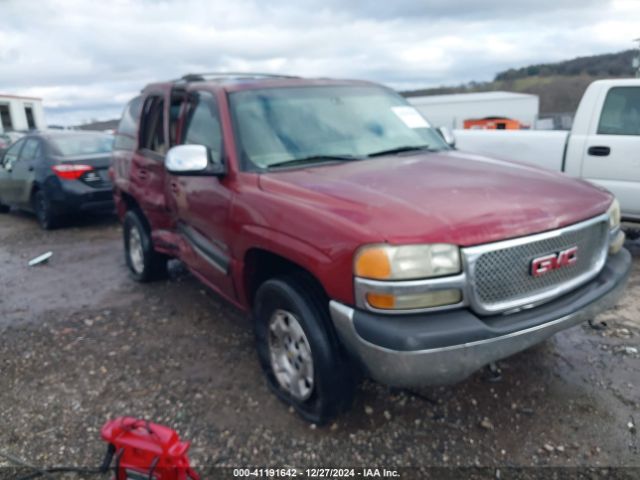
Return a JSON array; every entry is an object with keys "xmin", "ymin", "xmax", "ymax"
[{"xmin": 0, "ymin": 131, "xmax": 114, "ymax": 229}]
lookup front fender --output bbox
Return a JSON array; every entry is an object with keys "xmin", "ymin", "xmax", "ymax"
[{"xmin": 234, "ymin": 224, "xmax": 355, "ymax": 307}]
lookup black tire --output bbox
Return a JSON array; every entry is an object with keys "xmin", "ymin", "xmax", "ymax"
[
  {"xmin": 254, "ymin": 273, "xmax": 356, "ymax": 424},
  {"xmin": 123, "ymin": 210, "xmax": 168, "ymax": 282},
  {"xmin": 0, "ymin": 203, "xmax": 9, "ymax": 213},
  {"xmin": 33, "ymin": 190, "xmax": 59, "ymax": 230}
]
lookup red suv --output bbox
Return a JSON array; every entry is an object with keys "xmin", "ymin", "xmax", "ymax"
[{"xmin": 111, "ymin": 73, "xmax": 631, "ymax": 423}]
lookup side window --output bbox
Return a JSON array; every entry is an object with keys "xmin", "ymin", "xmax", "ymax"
[
  {"xmin": 114, "ymin": 96, "xmax": 142, "ymax": 151},
  {"xmin": 18, "ymin": 138, "xmax": 40, "ymax": 162},
  {"xmin": 181, "ymin": 91, "xmax": 223, "ymax": 163},
  {"xmin": 597, "ymin": 87, "xmax": 640, "ymax": 136},
  {"xmin": 2, "ymin": 139, "xmax": 24, "ymax": 169},
  {"xmin": 139, "ymin": 96, "xmax": 166, "ymax": 155}
]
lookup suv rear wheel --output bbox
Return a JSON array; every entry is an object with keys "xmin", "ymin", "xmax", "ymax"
[
  {"xmin": 254, "ymin": 273, "xmax": 356, "ymax": 424},
  {"xmin": 123, "ymin": 210, "xmax": 168, "ymax": 282},
  {"xmin": 0, "ymin": 203, "xmax": 9, "ymax": 214}
]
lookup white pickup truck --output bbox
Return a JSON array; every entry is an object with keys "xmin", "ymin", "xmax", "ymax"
[{"xmin": 454, "ymin": 79, "xmax": 640, "ymax": 221}]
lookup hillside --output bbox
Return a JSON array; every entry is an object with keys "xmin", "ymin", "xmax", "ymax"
[
  {"xmin": 402, "ymin": 50, "xmax": 637, "ymax": 114},
  {"xmin": 76, "ymin": 119, "xmax": 119, "ymax": 131}
]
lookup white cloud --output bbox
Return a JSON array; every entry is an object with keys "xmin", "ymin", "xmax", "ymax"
[{"xmin": 0, "ymin": 0, "xmax": 638, "ymax": 125}]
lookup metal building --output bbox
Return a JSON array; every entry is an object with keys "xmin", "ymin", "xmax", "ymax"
[
  {"xmin": 0, "ymin": 94, "xmax": 46, "ymax": 133},
  {"xmin": 407, "ymin": 91, "xmax": 540, "ymax": 130}
]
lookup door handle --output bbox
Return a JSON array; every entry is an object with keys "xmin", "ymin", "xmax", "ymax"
[
  {"xmin": 28, "ymin": 165, "xmax": 34, "ymax": 172},
  {"xmin": 137, "ymin": 169, "xmax": 148, "ymax": 180},
  {"xmin": 170, "ymin": 181, "xmax": 179, "ymax": 194},
  {"xmin": 588, "ymin": 146, "xmax": 610, "ymax": 157}
]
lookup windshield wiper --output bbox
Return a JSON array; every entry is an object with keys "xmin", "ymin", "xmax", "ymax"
[
  {"xmin": 268, "ymin": 154, "xmax": 360, "ymax": 169},
  {"xmin": 366, "ymin": 145, "xmax": 436, "ymax": 157}
]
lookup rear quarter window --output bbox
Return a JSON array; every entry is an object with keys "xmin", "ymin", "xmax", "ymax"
[
  {"xmin": 19, "ymin": 138, "xmax": 41, "ymax": 161},
  {"xmin": 114, "ymin": 96, "xmax": 143, "ymax": 151},
  {"xmin": 597, "ymin": 87, "xmax": 640, "ymax": 136}
]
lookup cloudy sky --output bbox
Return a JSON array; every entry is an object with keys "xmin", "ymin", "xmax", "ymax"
[{"xmin": 0, "ymin": 0, "xmax": 638, "ymax": 125}]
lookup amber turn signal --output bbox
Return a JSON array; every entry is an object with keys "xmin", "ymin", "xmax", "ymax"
[
  {"xmin": 365, "ymin": 292, "xmax": 396, "ymax": 309},
  {"xmin": 366, "ymin": 290, "xmax": 462, "ymax": 310},
  {"xmin": 354, "ymin": 247, "xmax": 391, "ymax": 280}
]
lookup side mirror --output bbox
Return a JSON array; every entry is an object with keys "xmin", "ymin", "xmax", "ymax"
[
  {"xmin": 436, "ymin": 126, "xmax": 456, "ymax": 148},
  {"xmin": 165, "ymin": 144, "xmax": 224, "ymax": 176}
]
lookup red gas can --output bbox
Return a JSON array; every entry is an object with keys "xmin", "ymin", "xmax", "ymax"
[{"xmin": 101, "ymin": 417, "xmax": 200, "ymax": 480}]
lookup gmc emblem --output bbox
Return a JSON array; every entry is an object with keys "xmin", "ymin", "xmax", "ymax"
[{"xmin": 530, "ymin": 246, "xmax": 578, "ymax": 277}]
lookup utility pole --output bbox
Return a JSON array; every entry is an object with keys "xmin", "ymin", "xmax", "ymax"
[{"xmin": 634, "ymin": 38, "xmax": 640, "ymax": 78}]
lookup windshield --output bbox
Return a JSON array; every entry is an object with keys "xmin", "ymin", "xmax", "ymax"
[
  {"xmin": 50, "ymin": 134, "xmax": 114, "ymax": 157},
  {"xmin": 229, "ymin": 85, "xmax": 449, "ymax": 170}
]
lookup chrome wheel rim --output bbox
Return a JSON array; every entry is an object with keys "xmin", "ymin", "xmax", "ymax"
[
  {"xmin": 268, "ymin": 309, "xmax": 314, "ymax": 401},
  {"xmin": 128, "ymin": 226, "xmax": 145, "ymax": 274}
]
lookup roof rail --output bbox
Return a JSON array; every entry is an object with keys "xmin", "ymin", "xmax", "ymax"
[{"xmin": 178, "ymin": 72, "xmax": 300, "ymax": 82}]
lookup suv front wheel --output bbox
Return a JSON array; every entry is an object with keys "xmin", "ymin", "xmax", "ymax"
[
  {"xmin": 123, "ymin": 210, "xmax": 168, "ymax": 282},
  {"xmin": 254, "ymin": 273, "xmax": 356, "ymax": 424}
]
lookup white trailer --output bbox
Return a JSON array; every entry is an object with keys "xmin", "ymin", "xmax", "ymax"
[
  {"xmin": 407, "ymin": 91, "xmax": 539, "ymax": 130},
  {"xmin": 0, "ymin": 94, "xmax": 46, "ymax": 133}
]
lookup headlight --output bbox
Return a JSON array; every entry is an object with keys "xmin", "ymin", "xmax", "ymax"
[
  {"xmin": 607, "ymin": 198, "xmax": 621, "ymax": 230},
  {"xmin": 354, "ymin": 243, "xmax": 461, "ymax": 280}
]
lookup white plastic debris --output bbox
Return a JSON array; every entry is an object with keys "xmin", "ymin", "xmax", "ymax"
[{"xmin": 28, "ymin": 252, "xmax": 52, "ymax": 267}]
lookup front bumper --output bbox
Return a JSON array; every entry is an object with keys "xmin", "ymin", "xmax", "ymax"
[{"xmin": 330, "ymin": 248, "xmax": 631, "ymax": 387}]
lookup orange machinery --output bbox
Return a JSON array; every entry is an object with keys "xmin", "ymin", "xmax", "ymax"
[{"xmin": 463, "ymin": 117, "xmax": 524, "ymax": 130}]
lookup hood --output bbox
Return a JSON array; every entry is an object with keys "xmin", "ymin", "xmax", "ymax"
[{"xmin": 258, "ymin": 151, "xmax": 612, "ymax": 247}]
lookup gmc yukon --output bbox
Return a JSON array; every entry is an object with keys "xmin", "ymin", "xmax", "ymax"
[{"xmin": 111, "ymin": 73, "xmax": 631, "ymax": 423}]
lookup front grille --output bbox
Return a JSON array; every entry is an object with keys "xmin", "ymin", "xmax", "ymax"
[{"xmin": 465, "ymin": 217, "xmax": 609, "ymax": 314}]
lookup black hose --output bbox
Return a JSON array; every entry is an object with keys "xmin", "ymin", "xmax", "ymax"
[
  {"xmin": 2, "ymin": 444, "xmax": 116, "ymax": 480},
  {"xmin": 17, "ymin": 466, "xmax": 108, "ymax": 480}
]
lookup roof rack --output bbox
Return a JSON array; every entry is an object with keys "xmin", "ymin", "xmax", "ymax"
[{"xmin": 178, "ymin": 72, "xmax": 300, "ymax": 82}]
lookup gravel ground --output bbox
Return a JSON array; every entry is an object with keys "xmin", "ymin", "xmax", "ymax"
[{"xmin": 0, "ymin": 212, "xmax": 638, "ymax": 479}]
